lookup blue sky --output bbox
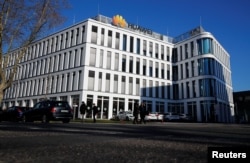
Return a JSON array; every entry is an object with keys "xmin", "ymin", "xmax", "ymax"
[{"xmin": 59, "ymin": 0, "xmax": 250, "ymax": 92}]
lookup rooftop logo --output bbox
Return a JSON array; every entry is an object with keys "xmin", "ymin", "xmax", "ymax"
[{"xmin": 112, "ymin": 15, "xmax": 127, "ymax": 28}]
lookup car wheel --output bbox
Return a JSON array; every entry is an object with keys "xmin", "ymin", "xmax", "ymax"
[
  {"xmin": 42, "ymin": 115, "xmax": 49, "ymax": 123},
  {"xmin": 126, "ymin": 116, "xmax": 129, "ymax": 121}
]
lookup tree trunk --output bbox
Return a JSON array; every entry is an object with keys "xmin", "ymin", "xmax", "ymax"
[{"xmin": 0, "ymin": 87, "xmax": 4, "ymax": 109}]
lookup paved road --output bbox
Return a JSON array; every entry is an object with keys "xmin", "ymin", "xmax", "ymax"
[{"xmin": 0, "ymin": 122, "xmax": 250, "ymax": 163}]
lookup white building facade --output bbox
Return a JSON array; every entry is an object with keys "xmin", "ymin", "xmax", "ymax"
[{"xmin": 2, "ymin": 15, "xmax": 234, "ymax": 122}]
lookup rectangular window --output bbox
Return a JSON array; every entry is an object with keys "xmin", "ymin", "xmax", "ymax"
[
  {"xmin": 180, "ymin": 46, "xmax": 183, "ymax": 61},
  {"xmin": 129, "ymin": 56, "xmax": 133, "ymax": 73},
  {"xmin": 149, "ymin": 61, "xmax": 153, "ymax": 77},
  {"xmin": 114, "ymin": 53, "xmax": 119, "ymax": 71},
  {"xmin": 129, "ymin": 77, "xmax": 133, "ymax": 95},
  {"xmin": 123, "ymin": 34, "xmax": 127, "ymax": 51},
  {"xmin": 105, "ymin": 73, "xmax": 110, "ymax": 92},
  {"xmin": 130, "ymin": 36, "xmax": 134, "ymax": 53},
  {"xmin": 114, "ymin": 75, "xmax": 118, "ymax": 93},
  {"xmin": 191, "ymin": 61, "xmax": 195, "ymax": 77},
  {"xmin": 98, "ymin": 72, "xmax": 102, "ymax": 91},
  {"xmin": 186, "ymin": 82, "xmax": 190, "ymax": 98},
  {"xmin": 167, "ymin": 46, "xmax": 170, "ymax": 61},
  {"xmin": 136, "ymin": 58, "xmax": 140, "ymax": 74},
  {"xmin": 65, "ymin": 32, "xmax": 68, "ymax": 49},
  {"xmin": 155, "ymin": 62, "xmax": 159, "ymax": 78},
  {"xmin": 143, "ymin": 40, "xmax": 147, "ymax": 55},
  {"xmin": 161, "ymin": 45, "xmax": 164, "ymax": 60},
  {"xmin": 149, "ymin": 42, "xmax": 153, "ymax": 57},
  {"xmin": 122, "ymin": 55, "xmax": 126, "ymax": 72},
  {"xmin": 70, "ymin": 30, "xmax": 74, "ymax": 47},
  {"xmin": 155, "ymin": 43, "xmax": 159, "ymax": 59},
  {"xmin": 192, "ymin": 80, "xmax": 196, "ymax": 98},
  {"xmin": 143, "ymin": 59, "xmax": 146, "ymax": 75},
  {"xmin": 136, "ymin": 38, "xmax": 140, "ymax": 54},
  {"xmin": 142, "ymin": 79, "xmax": 146, "ymax": 96},
  {"xmin": 66, "ymin": 73, "xmax": 70, "ymax": 91},
  {"xmin": 106, "ymin": 51, "xmax": 111, "ymax": 69},
  {"xmin": 191, "ymin": 41, "xmax": 194, "ymax": 57},
  {"xmin": 108, "ymin": 30, "xmax": 112, "ymax": 48},
  {"xmin": 167, "ymin": 65, "xmax": 170, "ymax": 80},
  {"xmin": 180, "ymin": 64, "xmax": 183, "ymax": 79},
  {"xmin": 136, "ymin": 78, "xmax": 140, "ymax": 95},
  {"xmin": 155, "ymin": 81, "xmax": 159, "ymax": 98},
  {"xmin": 81, "ymin": 26, "xmax": 85, "ymax": 44},
  {"xmin": 72, "ymin": 72, "xmax": 76, "ymax": 91},
  {"xmin": 149, "ymin": 80, "xmax": 153, "ymax": 97},
  {"xmin": 115, "ymin": 32, "xmax": 120, "ymax": 49},
  {"xmin": 101, "ymin": 28, "xmax": 105, "ymax": 46},
  {"xmin": 121, "ymin": 76, "xmax": 126, "ymax": 94},
  {"xmin": 88, "ymin": 71, "xmax": 95, "ymax": 90},
  {"xmin": 91, "ymin": 26, "xmax": 98, "ymax": 44},
  {"xmin": 185, "ymin": 44, "xmax": 188, "ymax": 59},
  {"xmin": 99, "ymin": 49, "xmax": 104, "ymax": 68}
]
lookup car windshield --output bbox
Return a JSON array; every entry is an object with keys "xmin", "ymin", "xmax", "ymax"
[{"xmin": 54, "ymin": 102, "xmax": 69, "ymax": 107}]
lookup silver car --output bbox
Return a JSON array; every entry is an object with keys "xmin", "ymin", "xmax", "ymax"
[
  {"xmin": 117, "ymin": 111, "xmax": 134, "ymax": 121},
  {"xmin": 163, "ymin": 112, "xmax": 180, "ymax": 122}
]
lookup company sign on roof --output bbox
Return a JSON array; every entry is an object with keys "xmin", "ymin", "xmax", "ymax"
[{"xmin": 112, "ymin": 15, "xmax": 127, "ymax": 28}]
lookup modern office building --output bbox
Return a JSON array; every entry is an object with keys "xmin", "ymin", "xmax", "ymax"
[{"xmin": 2, "ymin": 14, "xmax": 234, "ymax": 122}]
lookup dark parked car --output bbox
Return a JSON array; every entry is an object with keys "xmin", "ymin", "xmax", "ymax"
[
  {"xmin": 0, "ymin": 106, "xmax": 30, "ymax": 122},
  {"xmin": 23, "ymin": 100, "xmax": 73, "ymax": 123}
]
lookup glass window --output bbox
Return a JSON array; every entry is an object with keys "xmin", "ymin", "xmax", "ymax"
[
  {"xmin": 136, "ymin": 38, "xmax": 140, "ymax": 54},
  {"xmin": 136, "ymin": 58, "xmax": 140, "ymax": 74},
  {"xmin": 115, "ymin": 32, "xmax": 120, "ymax": 49},
  {"xmin": 99, "ymin": 49, "xmax": 103, "ymax": 68},
  {"xmin": 88, "ymin": 71, "xmax": 95, "ymax": 90},
  {"xmin": 101, "ymin": 28, "xmax": 105, "ymax": 46},
  {"xmin": 105, "ymin": 73, "xmax": 110, "ymax": 92},
  {"xmin": 129, "ymin": 56, "xmax": 133, "ymax": 73},
  {"xmin": 106, "ymin": 51, "xmax": 111, "ymax": 69},
  {"xmin": 122, "ymin": 55, "xmax": 126, "ymax": 72},
  {"xmin": 89, "ymin": 48, "xmax": 96, "ymax": 66},
  {"xmin": 114, "ymin": 53, "xmax": 119, "ymax": 71},
  {"xmin": 123, "ymin": 34, "xmax": 127, "ymax": 51},
  {"xmin": 197, "ymin": 38, "xmax": 213, "ymax": 55},
  {"xmin": 199, "ymin": 78, "xmax": 215, "ymax": 97},
  {"xmin": 108, "ymin": 30, "xmax": 112, "ymax": 48},
  {"xmin": 121, "ymin": 76, "xmax": 126, "ymax": 94},
  {"xmin": 91, "ymin": 26, "xmax": 98, "ymax": 44},
  {"xmin": 114, "ymin": 75, "xmax": 118, "ymax": 93},
  {"xmin": 130, "ymin": 36, "xmax": 134, "ymax": 53},
  {"xmin": 98, "ymin": 72, "xmax": 102, "ymax": 91},
  {"xmin": 129, "ymin": 77, "xmax": 133, "ymax": 95}
]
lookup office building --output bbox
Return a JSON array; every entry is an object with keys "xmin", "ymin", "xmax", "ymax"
[{"xmin": 2, "ymin": 15, "xmax": 234, "ymax": 122}]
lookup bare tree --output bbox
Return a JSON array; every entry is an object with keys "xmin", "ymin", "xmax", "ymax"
[{"xmin": 0, "ymin": 0, "xmax": 68, "ymax": 105}]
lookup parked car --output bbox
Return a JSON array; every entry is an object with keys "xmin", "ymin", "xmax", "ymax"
[
  {"xmin": 145, "ymin": 112, "xmax": 164, "ymax": 121},
  {"xmin": 23, "ymin": 100, "xmax": 73, "ymax": 123},
  {"xmin": 163, "ymin": 112, "xmax": 180, "ymax": 122},
  {"xmin": 179, "ymin": 113, "xmax": 193, "ymax": 122},
  {"xmin": 117, "ymin": 111, "xmax": 134, "ymax": 121},
  {"xmin": 0, "ymin": 106, "xmax": 30, "ymax": 122}
]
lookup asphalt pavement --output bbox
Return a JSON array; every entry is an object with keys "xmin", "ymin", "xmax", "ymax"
[{"xmin": 0, "ymin": 121, "xmax": 249, "ymax": 163}]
